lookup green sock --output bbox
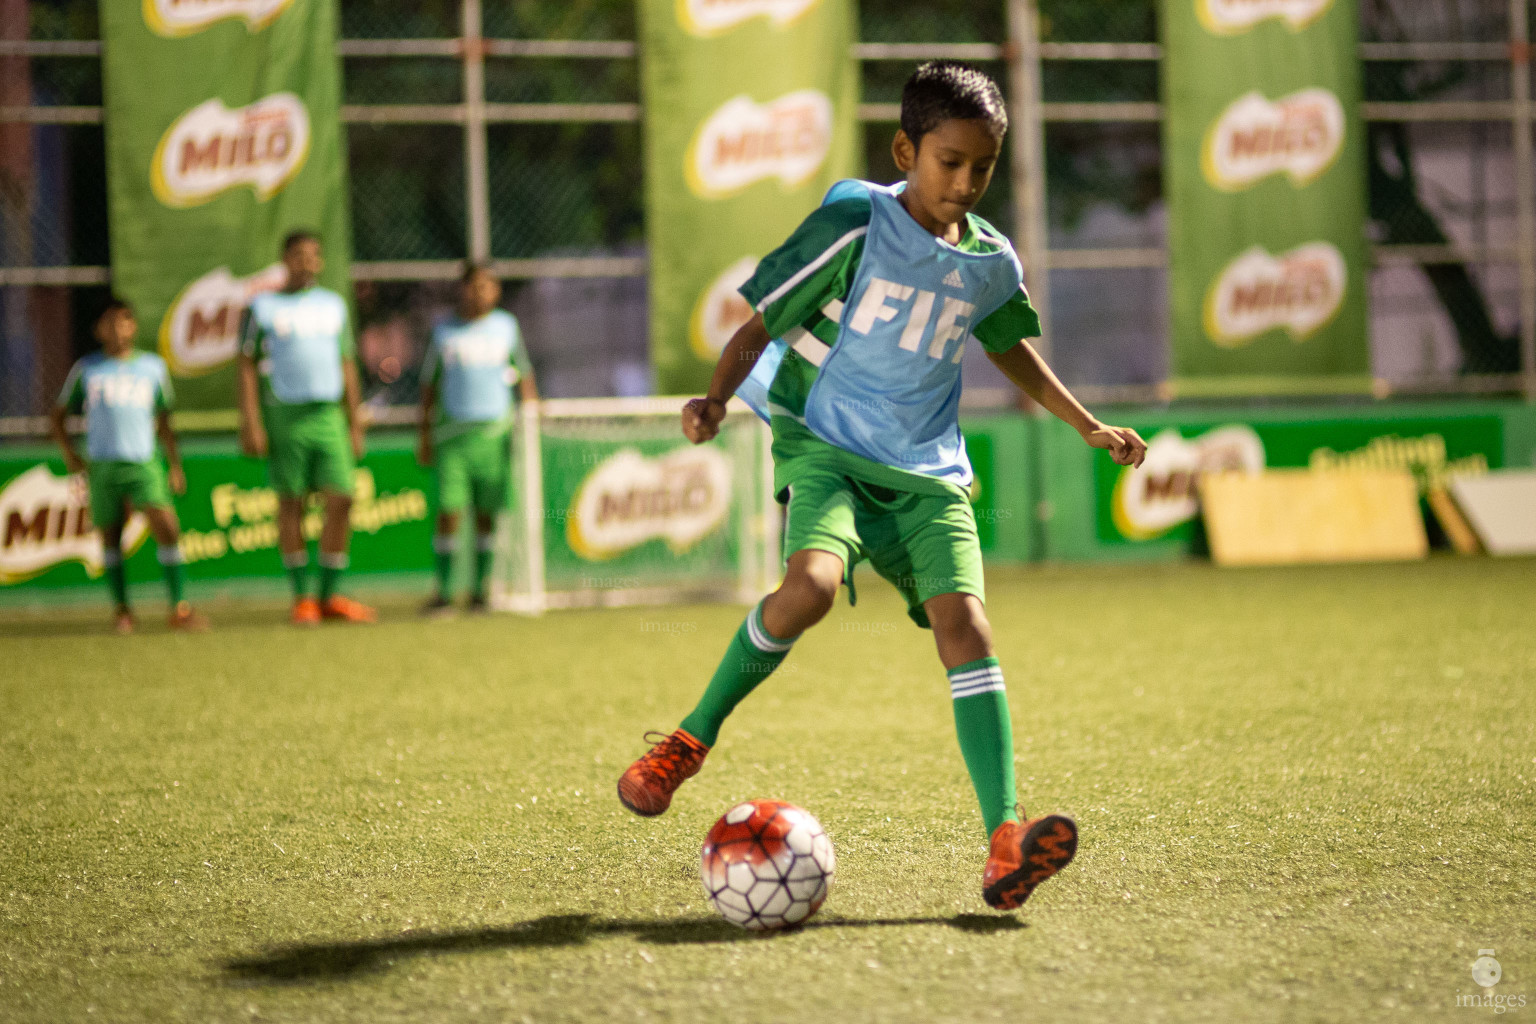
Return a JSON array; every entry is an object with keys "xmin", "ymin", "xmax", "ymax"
[
  {"xmin": 472, "ymin": 533, "xmax": 494, "ymax": 597},
  {"xmin": 283, "ymin": 552, "xmax": 309, "ymax": 600},
  {"xmin": 679, "ymin": 601, "xmax": 797, "ymax": 747},
  {"xmin": 948, "ymin": 657, "xmax": 1019, "ymax": 838},
  {"xmin": 103, "ymin": 547, "xmax": 128, "ymax": 608},
  {"xmin": 432, "ymin": 535, "xmax": 453, "ymax": 596},
  {"xmin": 157, "ymin": 546, "xmax": 185, "ymax": 605},
  {"xmin": 318, "ymin": 553, "xmax": 347, "ymax": 603}
]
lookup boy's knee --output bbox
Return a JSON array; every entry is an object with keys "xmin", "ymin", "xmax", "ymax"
[
  {"xmin": 774, "ymin": 566, "xmax": 840, "ymax": 627},
  {"xmin": 928, "ymin": 593, "xmax": 992, "ymax": 641}
]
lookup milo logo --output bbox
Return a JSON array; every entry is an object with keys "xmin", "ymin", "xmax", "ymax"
[
  {"xmin": 143, "ymin": 0, "xmax": 294, "ymax": 36},
  {"xmin": 686, "ymin": 91, "xmax": 833, "ymax": 199},
  {"xmin": 1202, "ymin": 89, "xmax": 1344, "ymax": 191},
  {"xmin": 151, "ymin": 94, "xmax": 310, "ymax": 208},
  {"xmin": 1197, "ymin": 0, "xmax": 1334, "ymax": 34},
  {"xmin": 1203, "ymin": 243, "xmax": 1347, "ymax": 347},
  {"xmin": 689, "ymin": 256, "xmax": 759, "ymax": 360},
  {"xmin": 566, "ymin": 447, "xmax": 732, "ymax": 560},
  {"xmin": 0, "ymin": 466, "xmax": 148, "ymax": 584},
  {"xmin": 159, "ymin": 264, "xmax": 286, "ymax": 377},
  {"xmin": 677, "ymin": 0, "xmax": 821, "ymax": 36},
  {"xmin": 1112, "ymin": 426, "xmax": 1265, "ymax": 540}
]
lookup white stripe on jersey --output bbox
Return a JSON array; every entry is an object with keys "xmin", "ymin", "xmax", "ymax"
[{"xmin": 754, "ymin": 227, "xmax": 868, "ymax": 314}]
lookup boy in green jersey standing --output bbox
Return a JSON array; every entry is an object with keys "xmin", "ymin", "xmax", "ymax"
[
  {"xmin": 417, "ymin": 263, "xmax": 538, "ymax": 614},
  {"xmin": 619, "ymin": 63, "xmax": 1148, "ymax": 911},
  {"xmin": 237, "ymin": 230, "xmax": 376, "ymax": 626},
  {"xmin": 51, "ymin": 298, "xmax": 208, "ymax": 634}
]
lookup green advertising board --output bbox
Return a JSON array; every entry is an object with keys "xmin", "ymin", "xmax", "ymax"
[
  {"xmin": 640, "ymin": 0, "xmax": 860, "ymax": 394},
  {"xmin": 1161, "ymin": 0, "xmax": 1370, "ymax": 394},
  {"xmin": 102, "ymin": 0, "xmax": 352, "ymax": 410},
  {"xmin": 0, "ymin": 435, "xmax": 430, "ymax": 592}
]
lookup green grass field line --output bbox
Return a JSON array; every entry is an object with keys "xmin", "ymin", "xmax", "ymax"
[{"xmin": 2, "ymin": 560, "xmax": 1532, "ymax": 1022}]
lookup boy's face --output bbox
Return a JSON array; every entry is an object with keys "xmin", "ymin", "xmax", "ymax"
[
  {"xmin": 460, "ymin": 271, "xmax": 501, "ymax": 316},
  {"xmin": 96, "ymin": 308, "xmax": 138, "ymax": 356},
  {"xmin": 283, "ymin": 238, "xmax": 323, "ymax": 288},
  {"xmin": 893, "ymin": 118, "xmax": 1003, "ymax": 233}
]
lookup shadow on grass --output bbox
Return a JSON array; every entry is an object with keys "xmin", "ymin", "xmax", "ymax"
[{"xmin": 225, "ymin": 912, "xmax": 1023, "ymax": 983}]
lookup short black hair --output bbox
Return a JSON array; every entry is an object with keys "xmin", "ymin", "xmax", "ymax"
[
  {"xmin": 283, "ymin": 228, "xmax": 320, "ymax": 253},
  {"xmin": 461, "ymin": 260, "xmax": 495, "ymax": 284},
  {"xmin": 97, "ymin": 295, "xmax": 133, "ymax": 322},
  {"xmin": 899, "ymin": 61, "xmax": 1008, "ymax": 148}
]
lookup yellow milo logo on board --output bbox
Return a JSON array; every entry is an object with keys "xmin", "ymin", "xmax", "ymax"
[
  {"xmin": 160, "ymin": 264, "xmax": 286, "ymax": 378},
  {"xmin": 1196, "ymin": 0, "xmax": 1334, "ymax": 34},
  {"xmin": 676, "ymin": 0, "xmax": 820, "ymax": 37},
  {"xmin": 1111, "ymin": 426, "xmax": 1265, "ymax": 541},
  {"xmin": 151, "ymin": 95, "xmax": 311, "ymax": 208},
  {"xmin": 1203, "ymin": 243, "xmax": 1347, "ymax": 348},
  {"xmin": 566, "ymin": 448, "xmax": 732, "ymax": 561},
  {"xmin": 143, "ymin": 0, "xmax": 295, "ymax": 36},
  {"xmin": 1202, "ymin": 89, "xmax": 1345, "ymax": 192},
  {"xmin": 0, "ymin": 466, "xmax": 149, "ymax": 584},
  {"xmin": 686, "ymin": 91, "xmax": 833, "ymax": 199},
  {"xmin": 690, "ymin": 257, "xmax": 759, "ymax": 361}
]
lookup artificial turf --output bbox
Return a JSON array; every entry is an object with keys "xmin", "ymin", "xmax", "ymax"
[{"xmin": 2, "ymin": 558, "xmax": 1532, "ymax": 1022}]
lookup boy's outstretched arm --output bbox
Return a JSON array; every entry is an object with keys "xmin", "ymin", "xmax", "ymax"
[
  {"xmin": 155, "ymin": 408, "xmax": 187, "ymax": 495},
  {"xmin": 681, "ymin": 312, "xmax": 773, "ymax": 444},
  {"xmin": 986, "ymin": 340, "xmax": 1148, "ymax": 468},
  {"xmin": 49, "ymin": 404, "xmax": 85, "ymax": 474}
]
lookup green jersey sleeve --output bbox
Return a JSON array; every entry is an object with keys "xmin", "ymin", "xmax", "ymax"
[
  {"xmin": 511, "ymin": 318, "xmax": 534, "ymax": 380},
  {"xmin": 972, "ymin": 285, "xmax": 1042, "ymax": 354},
  {"xmin": 156, "ymin": 361, "xmax": 175, "ymax": 411},
  {"xmin": 57, "ymin": 359, "xmax": 86, "ymax": 412},
  {"xmin": 339, "ymin": 304, "xmax": 356, "ymax": 360},
  {"xmin": 739, "ymin": 197, "xmax": 872, "ymax": 339},
  {"xmin": 238, "ymin": 306, "xmax": 264, "ymax": 359}
]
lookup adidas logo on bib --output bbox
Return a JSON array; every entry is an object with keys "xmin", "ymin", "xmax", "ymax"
[{"xmin": 942, "ymin": 269, "xmax": 965, "ymax": 289}]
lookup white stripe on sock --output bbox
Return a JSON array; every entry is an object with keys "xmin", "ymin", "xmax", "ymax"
[
  {"xmin": 433, "ymin": 535, "xmax": 456, "ymax": 555},
  {"xmin": 745, "ymin": 603, "xmax": 795, "ymax": 654},
  {"xmin": 951, "ymin": 679, "xmax": 1006, "ymax": 699},
  {"xmin": 156, "ymin": 546, "xmax": 184, "ymax": 565},
  {"xmin": 102, "ymin": 548, "xmax": 123, "ymax": 567},
  {"xmin": 476, "ymin": 534, "xmax": 497, "ymax": 552},
  {"xmin": 318, "ymin": 553, "xmax": 349, "ymax": 570},
  {"xmin": 281, "ymin": 551, "xmax": 308, "ymax": 569},
  {"xmin": 948, "ymin": 666, "xmax": 999, "ymax": 685}
]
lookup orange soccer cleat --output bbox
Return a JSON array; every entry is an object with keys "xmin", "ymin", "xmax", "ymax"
[
  {"xmin": 982, "ymin": 812, "xmax": 1078, "ymax": 911},
  {"xmin": 320, "ymin": 595, "xmax": 377, "ymax": 623},
  {"xmin": 112, "ymin": 607, "xmax": 135, "ymax": 635},
  {"xmin": 167, "ymin": 602, "xmax": 209, "ymax": 632},
  {"xmin": 617, "ymin": 729, "xmax": 709, "ymax": 817},
  {"xmin": 291, "ymin": 596, "xmax": 322, "ymax": 627}
]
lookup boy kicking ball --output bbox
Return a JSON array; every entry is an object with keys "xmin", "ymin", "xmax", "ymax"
[
  {"xmin": 618, "ymin": 62, "xmax": 1147, "ymax": 910},
  {"xmin": 50, "ymin": 298, "xmax": 208, "ymax": 635}
]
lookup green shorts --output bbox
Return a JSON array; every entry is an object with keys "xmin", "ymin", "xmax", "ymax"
[
  {"xmin": 780, "ymin": 468, "xmax": 985, "ymax": 629},
  {"xmin": 264, "ymin": 402, "xmax": 354, "ymax": 497},
  {"xmin": 435, "ymin": 423, "xmax": 511, "ymax": 514},
  {"xmin": 87, "ymin": 460, "xmax": 172, "ymax": 528}
]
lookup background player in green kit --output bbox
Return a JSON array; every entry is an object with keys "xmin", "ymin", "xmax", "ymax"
[
  {"xmin": 236, "ymin": 231, "xmax": 376, "ymax": 626},
  {"xmin": 619, "ymin": 63, "xmax": 1149, "ymax": 912},
  {"xmin": 50, "ymin": 298, "xmax": 208, "ymax": 634},
  {"xmin": 417, "ymin": 264, "xmax": 538, "ymax": 614}
]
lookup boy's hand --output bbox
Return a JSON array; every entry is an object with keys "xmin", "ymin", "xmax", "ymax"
[
  {"xmin": 350, "ymin": 422, "xmax": 366, "ymax": 461},
  {"xmin": 682, "ymin": 397, "xmax": 727, "ymax": 444},
  {"xmin": 168, "ymin": 465, "xmax": 187, "ymax": 496},
  {"xmin": 240, "ymin": 423, "xmax": 268, "ymax": 458},
  {"xmin": 1085, "ymin": 423, "xmax": 1148, "ymax": 468},
  {"xmin": 416, "ymin": 434, "xmax": 432, "ymax": 467}
]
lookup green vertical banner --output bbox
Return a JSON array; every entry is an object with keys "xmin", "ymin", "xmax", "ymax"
[
  {"xmin": 101, "ymin": 0, "xmax": 351, "ymax": 411},
  {"xmin": 641, "ymin": 0, "xmax": 860, "ymax": 395},
  {"xmin": 1162, "ymin": 0, "xmax": 1370, "ymax": 395}
]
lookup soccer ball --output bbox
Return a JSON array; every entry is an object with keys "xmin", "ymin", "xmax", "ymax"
[{"xmin": 700, "ymin": 799, "xmax": 834, "ymax": 931}]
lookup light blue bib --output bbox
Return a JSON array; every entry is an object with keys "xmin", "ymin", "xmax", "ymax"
[
  {"xmin": 741, "ymin": 180, "xmax": 1021, "ymax": 487},
  {"xmin": 72, "ymin": 353, "xmax": 170, "ymax": 463},
  {"xmin": 249, "ymin": 288, "xmax": 349, "ymax": 404},
  {"xmin": 430, "ymin": 310, "xmax": 522, "ymax": 424}
]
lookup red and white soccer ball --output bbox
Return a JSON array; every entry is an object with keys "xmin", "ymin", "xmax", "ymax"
[{"xmin": 700, "ymin": 799, "xmax": 834, "ymax": 930}]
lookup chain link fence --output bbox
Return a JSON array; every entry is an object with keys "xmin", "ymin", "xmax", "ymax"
[{"xmin": 2, "ymin": 0, "xmax": 1534, "ymax": 424}]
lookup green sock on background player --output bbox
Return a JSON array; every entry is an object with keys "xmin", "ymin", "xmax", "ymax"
[
  {"xmin": 948, "ymin": 657, "xmax": 1020, "ymax": 837},
  {"xmin": 679, "ymin": 600, "xmax": 797, "ymax": 746},
  {"xmin": 282, "ymin": 550, "xmax": 308, "ymax": 600},
  {"xmin": 432, "ymin": 534, "xmax": 454, "ymax": 596},
  {"xmin": 103, "ymin": 546, "xmax": 128, "ymax": 608},
  {"xmin": 157, "ymin": 546, "xmax": 184, "ymax": 606},
  {"xmin": 472, "ymin": 532, "xmax": 495, "ymax": 598},
  {"xmin": 318, "ymin": 552, "xmax": 347, "ymax": 603}
]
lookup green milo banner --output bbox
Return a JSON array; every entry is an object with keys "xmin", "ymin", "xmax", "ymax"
[
  {"xmin": 102, "ymin": 0, "xmax": 352, "ymax": 411},
  {"xmin": 640, "ymin": 0, "xmax": 860, "ymax": 394},
  {"xmin": 1161, "ymin": 0, "xmax": 1370, "ymax": 394}
]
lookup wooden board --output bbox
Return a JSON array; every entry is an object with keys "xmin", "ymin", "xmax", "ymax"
[
  {"xmin": 1426, "ymin": 487, "xmax": 1482, "ymax": 555},
  {"xmin": 1201, "ymin": 470, "xmax": 1428, "ymax": 567},
  {"xmin": 1448, "ymin": 470, "xmax": 1536, "ymax": 556}
]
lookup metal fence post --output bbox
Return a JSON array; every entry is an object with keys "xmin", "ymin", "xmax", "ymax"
[
  {"xmin": 462, "ymin": 0, "xmax": 491, "ymax": 263},
  {"xmin": 1006, "ymin": 0, "xmax": 1052, "ymax": 364},
  {"xmin": 1512, "ymin": 0, "xmax": 1536, "ymax": 400}
]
